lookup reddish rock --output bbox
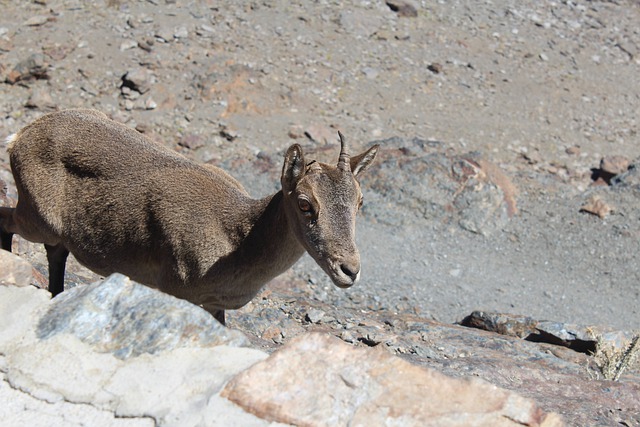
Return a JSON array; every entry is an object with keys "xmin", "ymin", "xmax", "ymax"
[
  {"xmin": 223, "ymin": 333, "xmax": 563, "ymax": 426},
  {"xmin": 600, "ymin": 156, "xmax": 630, "ymax": 176},
  {"xmin": 580, "ymin": 196, "xmax": 613, "ymax": 219},
  {"xmin": 231, "ymin": 288, "xmax": 640, "ymax": 426}
]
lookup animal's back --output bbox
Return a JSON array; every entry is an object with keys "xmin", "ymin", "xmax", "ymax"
[{"xmin": 9, "ymin": 109, "xmax": 188, "ymax": 185}]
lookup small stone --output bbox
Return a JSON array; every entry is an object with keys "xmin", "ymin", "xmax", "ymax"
[
  {"xmin": 305, "ymin": 308, "xmax": 325, "ymax": 324},
  {"xmin": 427, "ymin": 63, "xmax": 443, "ymax": 74},
  {"xmin": 600, "ymin": 155, "xmax": 630, "ymax": 176},
  {"xmin": 219, "ymin": 124, "xmax": 238, "ymax": 141},
  {"xmin": 6, "ymin": 53, "xmax": 49, "ymax": 84},
  {"xmin": 362, "ymin": 67, "xmax": 379, "ymax": 79},
  {"xmin": 137, "ymin": 39, "xmax": 153, "ymax": 52},
  {"xmin": 23, "ymin": 15, "xmax": 50, "ymax": 27},
  {"xmin": 25, "ymin": 88, "xmax": 56, "ymax": 110},
  {"xmin": 178, "ymin": 133, "xmax": 204, "ymax": 150},
  {"xmin": 154, "ymin": 28, "xmax": 174, "ymax": 43},
  {"xmin": 121, "ymin": 68, "xmax": 153, "ymax": 94},
  {"xmin": 261, "ymin": 325, "xmax": 283, "ymax": 344},
  {"xmin": 539, "ymin": 53, "xmax": 549, "ymax": 61},
  {"xmin": 42, "ymin": 44, "xmax": 73, "ymax": 61},
  {"xmin": 173, "ymin": 26, "xmax": 189, "ymax": 39},
  {"xmin": 119, "ymin": 40, "xmax": 138, "ymax": 51},
  {"xmin": 288, "ymin": 124, "xmax": 305, "ymax": 139},
  {"xmin": 385, "ymin": 0, "xmax": 418, "ymax": 18},
  {"xmin": 580, "ymin": 196, "xmax": 613, "ymax": 219},
  {"xmin": 80, "ymin": 82, "xmax": 99, "ymax": 96},
  {"xmin": 304, "ymin": 124, "xmax": 336, "ymax": 145},
  {"xmin": 565, "ymin": 146, "xmax": 580, "ymax": 156},
  {"xmin": 135, "ymin": 123, "xmax": 150, "ymax": 133},
  {"xmin": 143, "ymin": 97, "xmax": 157, "ymax": 110},
  {"xmin": 199, "ymin": 24, "xmax": 215, "ymax": 34}
]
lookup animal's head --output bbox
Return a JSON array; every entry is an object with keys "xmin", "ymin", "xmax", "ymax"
[{"xmin": 281, "ymin": 132, "xmax": 379, "ymax": 288}]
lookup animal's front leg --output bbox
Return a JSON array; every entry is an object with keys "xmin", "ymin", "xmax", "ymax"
[
  {"xmin": 202, "ymin": 306, "xmax": 225, "ymax": 325},
  {"xmin": 45, "ymin": 243, "xmax": 69, "ymax": 296},
  {"xmin": 0, "ymin": 230, "xmax": 13, "ymax": 251},
  {"xmin": 213, "ymin": 309, "xmax": 226, "ymax": 326}
]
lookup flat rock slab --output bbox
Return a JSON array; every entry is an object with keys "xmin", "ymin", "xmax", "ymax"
[
  {"xmin": 223, "ymin": 332, "xmax": 563, "ymax": 426},
  {"xmin": 460, "ymin": 310, "xmax": 637, "ymax": 354}
]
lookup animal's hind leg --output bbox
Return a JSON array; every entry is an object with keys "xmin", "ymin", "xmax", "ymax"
[
  {"xmin": 0, "ymin": 207, "xmax": 15, "ymax": 251},
  {"xmin": 45, "ymin": 243, "xmax": 69, "ymax": 297}
]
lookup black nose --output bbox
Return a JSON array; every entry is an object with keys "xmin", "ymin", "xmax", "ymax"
[{"xmin": 340, "ymin": 264, "xmax": 359, "ymax": 281}]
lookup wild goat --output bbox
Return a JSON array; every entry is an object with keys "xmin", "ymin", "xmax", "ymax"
[{"xmin": 0, "ymin": 109, "xmax": 378, "ymax": 324}]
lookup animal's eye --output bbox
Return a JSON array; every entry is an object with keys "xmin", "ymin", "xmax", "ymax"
[{"xmin": 298, "ymin": 198, "xmax": 312, "ymax": 213}]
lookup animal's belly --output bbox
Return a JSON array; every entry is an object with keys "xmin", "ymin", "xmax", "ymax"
[{"xmin": 70, "ymin": 248, "xmax": 163, "ymax": 290}]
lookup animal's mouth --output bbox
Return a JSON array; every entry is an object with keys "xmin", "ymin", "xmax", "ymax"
[{"xmin": 327, "ymin": 260, "xmax": 360, "ymax": 289}]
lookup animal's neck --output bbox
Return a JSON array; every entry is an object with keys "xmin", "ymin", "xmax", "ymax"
[
  {"xmin": 241, "ymin": 191, "xmax": 305, "ymax": 269},
  {"xmin": 196, "ymin": 190, "xmax": 305, "ymax": 309}
]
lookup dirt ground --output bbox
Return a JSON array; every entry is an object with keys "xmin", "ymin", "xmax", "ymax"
[{"xmin": 0, "ymin": 0, "xmax": 639, "ymax": 333}]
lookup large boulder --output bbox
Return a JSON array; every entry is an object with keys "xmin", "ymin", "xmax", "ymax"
[
  {"xmin": 37, "ymin": 273, "xmax": 249, "ymax": 358},
  {"xmin": 223, "ymin": 333, "xmax": 562, "ymax": 426}
]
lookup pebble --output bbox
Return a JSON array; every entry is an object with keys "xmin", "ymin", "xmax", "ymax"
[
  {"xmin": 565, "ymin": 146, "xmax": 580, "ymax": 156},
  {"xmin": 120, "ymin": 40, "xmax": 138, "ymax": 51},
  {"xmin": 121, "ymin": 68, "xmax": 153, "ymax": 94},
  {"xmin": 305, "ymin": 308, "xmax": 325, "ymax": 324},
  {"xmin": 25, "ymin": 88, "xmax": 56, "ymax": 110},
  {"xmin": 23, "ymin": 15, "xmax": 50, "ymax": 27},
  {"xmin": 580, "ymin": 196, "xmax": 613, "ymax": 219},
  {"xmin": 428, "ymin": 63, "xmax": 443, "ymax": 74},
  {"xmin": 6, "ymin": 53, "xmax": 48, "ymax": 84},
  {"xmin": 362, "ymin": 67, "xmax": 379, "ymax": 79},
  {"xmin": 600, "ymin": 155, "xmax": 630, "ymax": 175},
  {"xmin": 288, "ymin": 124, "xmax": 305, "ymax": 139},
  {"xmin": 155, "ymin": 28, "xmax": 174, "ymax": 43},
  {"xmin": 174, "ymin": 26, "xmax": 188, "ymax": 39},
  {"xmin": 143, "ymin": 97, "xmax": 157, "ymax": 110},
  {"xmin": 385, "ymin": 0, "xmax": 419, "ymax": 18}
]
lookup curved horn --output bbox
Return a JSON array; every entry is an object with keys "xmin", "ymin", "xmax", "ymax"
[{"xmin": 337, "ymin": 131, "xmax": 350, "ymax": 171}]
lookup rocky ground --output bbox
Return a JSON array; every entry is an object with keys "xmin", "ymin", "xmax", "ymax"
[{"xmin": 1, "ymin": 0, "xmax": 640, "ymax": 425}]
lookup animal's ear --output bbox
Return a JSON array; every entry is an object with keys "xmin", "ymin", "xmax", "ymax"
[
  {"xmin": 282, "ymin": 144, "xmax": 306, "ymax": 191},
  {"xmin": 350, "ymin": 144, "xmax": 379, "ymax": 178}
]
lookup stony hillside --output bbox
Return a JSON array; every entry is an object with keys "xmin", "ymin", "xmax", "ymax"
[{"xmin": 1, "ymin": 0, "xmax": 639, "ymax": 425}]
